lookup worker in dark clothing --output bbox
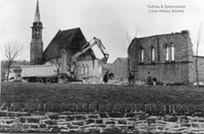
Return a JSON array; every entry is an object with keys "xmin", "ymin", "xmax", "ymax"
[
  {"xmin": 108, "ymin": 73, "xmax": 114, "ymax": 80},
  {"xmin": 103, "ymin": 70, "xmax": 109, "ymax": 83},
  {"xmin": 147, "ymin": 72, "xmax": 152, "ymax": 85},
  {"xmin": 128, "ymin": 71, "xmax": 135, "ymax": 85}
]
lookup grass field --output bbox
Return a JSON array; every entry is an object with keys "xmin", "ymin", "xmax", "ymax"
[{"xmin": 1, "ymin": 82, "xmax": 204, "ymax": 105}]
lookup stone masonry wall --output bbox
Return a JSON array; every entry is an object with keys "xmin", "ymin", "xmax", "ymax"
[
  {"xmin": 198, "ymin": 57, "xmax": 204, "ymax": 82},
  {"xmin": 30, "ymin": 39, "xmax": 43, "ymax": 65},
  {"xmin": 189, "ymin": 57, "xmax": 204, "ymax": 83},
  {"xmin": 138, "ymin": 63, "xmax": 190, "ymax": 84},
  {"xmin": 1, "ymin": 102, "xmax": 204, "ymax": 133},
  {"xmin": 128, "ymin": 31, "xmax": 195, "ymax": 84}
]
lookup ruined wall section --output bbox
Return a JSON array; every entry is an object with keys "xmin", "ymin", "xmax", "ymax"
[
  {"xmin": 197, "ymin": 57, "xmax": 204, "ymax": 82},
  {"xmin": 186, "ymin": 32, "xmax": 195, "ymax": 62},
  {"xmin": 189, "ymin": 56, "xmax": 204, "ymax": 83},
  {"xmin": 128, "ymin": 39, "xmax": 140, "ymax": 79},
  {"xmin": 128, "ymin": 31, "xmax": 194, "ymax": 84},
  {"xmin": 138, "ymin": 63, "xmax": 189, "ymax": 84}
]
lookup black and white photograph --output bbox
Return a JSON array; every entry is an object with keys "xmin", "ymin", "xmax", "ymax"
[{"xmin": 1, "ymin": 0, "xmax": 204, "ymax": 133}]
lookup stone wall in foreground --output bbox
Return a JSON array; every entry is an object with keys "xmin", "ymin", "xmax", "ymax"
[{"xmin": 1, "ymin": 102, "xmax": 204, "ymax": 133}]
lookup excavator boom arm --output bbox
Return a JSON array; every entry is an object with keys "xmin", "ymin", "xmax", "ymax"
[
  {"xmin": 67, "ymin": 37, "xmax": 109, "ymax": 76},
  {"xmin": 70, "ymin": 37, "xmax": 109, "ymax": 64}
]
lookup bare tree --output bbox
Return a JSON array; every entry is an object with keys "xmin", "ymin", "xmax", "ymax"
[
  {"xmin": 4, "ymin": 41, "xmax": 23, "ymax": 81},
  {"xmin": 195, "ymin": 23, "xmax": 202, "ymax": 87},
  {"xmin": 126, "ymin": 30, "xmax": 131, "ymax": 44},
  {"xmin": 126, "ymin": 27, "xmax": 140, "ymax": 44},
  {"xmin": 49, "ymin": 49, "xmax": 67, "ymax": 76},
  {"xmin": 126, "ymin": 27, "xmax": 140, "ymax": 85},
  {"xmin": 50, "ymin": 53, "xmax": 61, "ymax": 76}
]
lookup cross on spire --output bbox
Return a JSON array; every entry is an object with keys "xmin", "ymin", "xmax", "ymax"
[{"xmin": 34, "ymin": 0, "xmax": 41, "ymax": 22}]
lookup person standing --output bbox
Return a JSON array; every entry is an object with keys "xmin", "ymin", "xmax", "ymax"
[
  {"xmin": 128, "ymin": 71, "xmax": 135, "ymax": 85},
  {"xmin": 147, "ymin": 72, "xmax": 152, "ymax": 85},
  {"xmin": 103, "ymin": 70, "xmax": 109, "ymax": 83}
]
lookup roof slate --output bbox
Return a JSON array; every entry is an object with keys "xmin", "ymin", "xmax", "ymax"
[{"xmin": 43, "ymin": 28, "xmax": 94, "ymax": 61}]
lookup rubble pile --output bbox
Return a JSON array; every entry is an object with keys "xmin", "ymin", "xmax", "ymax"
[{"xmin": 82, "ymin": 77, "xmax": 104, "ymax": 84}]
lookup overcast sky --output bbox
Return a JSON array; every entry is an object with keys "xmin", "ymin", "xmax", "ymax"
[{"xmin": 1, "ymin": 0, "xmax": 204, "ymax": 62}]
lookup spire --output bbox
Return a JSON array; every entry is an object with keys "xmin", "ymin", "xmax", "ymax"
[{"xmin": 34, "ymin": 0, "xmax": 41, "ymax": 22}]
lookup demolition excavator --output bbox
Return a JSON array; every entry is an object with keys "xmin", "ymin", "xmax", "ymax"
[{"xmin": 64, "ymin": 37, "xmax": 109, "ymax": 80}]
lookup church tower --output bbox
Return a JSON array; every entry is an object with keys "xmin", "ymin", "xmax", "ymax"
[{"xmin": 30, "ymin": 1, "xmax": 43, "ymax": 65}]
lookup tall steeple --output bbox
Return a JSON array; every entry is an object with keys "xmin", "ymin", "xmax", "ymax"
[
  {"xmin": 30, "ymin": 0, "xmax": 44, "ymax": 65},
  {"xmin": 34, "ymin": 0, "xmax": 41, "ymax": 22}
]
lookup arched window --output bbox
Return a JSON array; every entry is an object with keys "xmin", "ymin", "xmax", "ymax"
[
  {"xmin": 86, "ymin": 64, "xmax": 89, "ymax": 74},
  {"xmin": 81, "ymin": 64, "xmax": 85, "ymax": 75},
  {"xmin": 139, "ymin": 47, "xmax": 144, "ymax": 63},
  {"xmin": 83, "ymin": 65, "xmax": 86, "ymax": 74},
  {"xmin": 164, "ymin": 43, "xmax": 169, "ymax": 62},
  {"xmin": 151, "ymin": 46, "xmax": 155, "ymax": 63},
  {"xmin": 171, "ymin": 43, "xmax": 175, "ymax": 62},
  {"xmin": 84, "ymin": 64, "xmax": 89, "ymax": 74},
  {"xmin": 81, "ymin": 65, "xmax": 83, "ymax": 75}
]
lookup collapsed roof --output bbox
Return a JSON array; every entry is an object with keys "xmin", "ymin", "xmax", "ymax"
[{"xmin": 43, "ymin": 28, "xmax": 95, "ymax": 62}]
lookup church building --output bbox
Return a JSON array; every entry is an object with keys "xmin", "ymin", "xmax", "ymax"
[{"xmin": 30, "ymin": 1, "xmax": 105, "ymax": 80}]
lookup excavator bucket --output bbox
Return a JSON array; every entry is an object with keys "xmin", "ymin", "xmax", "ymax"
[
  {"xmin": 99, "ymin": 57, "xmax": 107, "ymax": 64},
  {"xmin": 98, "ymin": 54, "xmax": 109, "ymax": 64}
]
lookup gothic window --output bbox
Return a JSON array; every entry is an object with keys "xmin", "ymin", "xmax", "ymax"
[
  {"xmin": 81, "ymin": 66, "xmax": 83, "ymax": 75},
  {"xmin": 86, "ymin": 64, "xmax": 89, "ymax": 74},
  {"xmin": 81, "ymin": 65, "xmax": 85, "ymax": 75},
  {"xmin": 151, "ymin": 45, "xmax": 155, "ymax": 63},
  {"xmin": 83, "ymin": 65, "xmax": 86, "ymax": 74},
  {"xmin": 171, "ymin": 43, "xmax": 175, "ymax": 62},
  {"xmin": 164, "ymin": 43, "xmax": 169, "ymax": 62},
  {"xmin": 84, "ymin": 65, "xmax": 88, "ymax": 74},
  {"xmin": 139, "ymin": 47, "xmax": 144, "ymax": 63}
]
